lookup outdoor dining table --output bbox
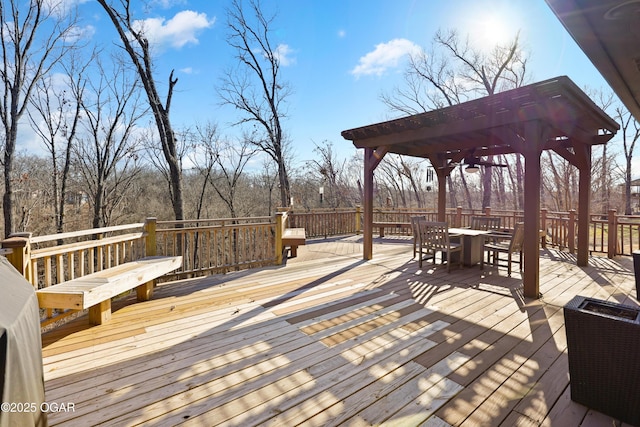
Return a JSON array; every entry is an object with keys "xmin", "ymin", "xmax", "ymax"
[{"xmin": 447, "ymin": 227, "xmax": 491, "ymax": 267}]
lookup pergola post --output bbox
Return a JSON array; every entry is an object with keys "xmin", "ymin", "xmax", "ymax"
[
  {"xmin": 577, "ymin": 144, "xmax": 592, "ymax": 266},
  {"xmin": 522, "ymin": 121, "xmax": 545, "ymax": 299},
  {"xmin": 363, "ymin": 147, "xmax": 387, "ymax": 260},
  {"xmin": 363, "ymin": 148, "xmax": 375, "ymax": 260},
  {"xmin": 436, "ymin": 169, "xmax": 447, "ymax": 222}
]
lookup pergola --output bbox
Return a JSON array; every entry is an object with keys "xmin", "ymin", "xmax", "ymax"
[{"xmin": 341, "ymin": 76, "xmax": 619, "ymax": 299}]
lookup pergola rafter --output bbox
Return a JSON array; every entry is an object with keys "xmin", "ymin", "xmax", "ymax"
[{"xmin": 342, "ymin": 76, "xmax": 619, "ymax": 299}]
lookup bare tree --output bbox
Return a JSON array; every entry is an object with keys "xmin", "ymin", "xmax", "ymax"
[
  {"xmin": 96, "ymin": 0, "xmax": 185, "ymax": 221},
  {"xmin": 74, "ymin": 56, "xmax": 147, "ymax": 228},
  {"xmin": 182, "ymin": 125, "xmax": 215, "ymax": 221},
  {"xmin": 10, "ymin": 155, "xmax": 51, "ymax": 234},
  {"xmin": 220, "ymin": 0, "xmax": 292, "ymax": 208},
  {"xmin": 28, "ymin": 51, "xmax": 91, "ymax": 234},
  {"xmin": 306, "ymin": 141, "xmax": 350, "ymax": 208},
  {"xmin": 377, "ymin": 156, "xmax": 409, "ymax": 208},
  {"xmin": 206, "ymin": 135, "xmax": 257, "ymax": 219},
  {"xmin": 613, "ymin": 105, "xmax": 640, "ymax": 214},
  {"xmin": 542, "ymin": 151, "xmax": 579, "ymax": 211},
  {"xmin": 380, "ymin": 45, "xmax": 464, "ymax": 115},
  {"xmin": 457, "ymin": 165, "xmax": 474, "ymax": 210},
  {"xmin": 0, "ymin": 0, "xmax": 76, "ymax": 236},
  {"xmin": 186, "ymin": 121, "xmax": 257, "ymax": 219},
  {"xmin": 437, "ymin": 29, "xmax": 527, "ymax": 210},
  {"xmin": 584, "ymin": 88, "xmax": 617, "ymax": 213},
  {"xmin": 382, "ymin": 29, "xmax": 528, "ymax": 210},
  {"xmin": 256, "ymin": 159, "xmax": 279, "ymax": 216}
]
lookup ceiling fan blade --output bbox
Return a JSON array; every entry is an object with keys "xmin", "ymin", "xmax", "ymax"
[{"xmin": 476, "ymin": 160, "xmax": 508, "ymax": 167}]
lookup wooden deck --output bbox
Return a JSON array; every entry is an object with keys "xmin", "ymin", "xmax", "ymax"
[{"xmin": 41, "ymin": 235, "xmax": 638, "ymax": 426}]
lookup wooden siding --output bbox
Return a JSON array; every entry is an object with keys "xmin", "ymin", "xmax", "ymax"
[{"xmin": 42, "ymin": 236, "xmax": 637, "ymax": 426}]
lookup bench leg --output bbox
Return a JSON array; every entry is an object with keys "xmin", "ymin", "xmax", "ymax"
[
  {"xmin": 136, "ymin": 280, "xmax": 154, "ymax": 301},
  {"xmin": 89, "ymin": 299, "xmax": 111, "ymax": 325},
  {"xmin": 290, "ymin": 245, "xmax": 298, "ymax": 258}
]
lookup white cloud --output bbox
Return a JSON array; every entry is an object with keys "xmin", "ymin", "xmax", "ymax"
[
  {"xmin": 64, "ymin": 24, "xmax": 96, "ymax": 43},
  {"xmin": 351, "ymin": 38, "xmax": 421, "ymax": 78},
  {"xmin": 338, "ymin": 29, "xmax": 346, "ymax": 38},
  {"xmin": 272, "ymin": 44, "xmax": 295, "ymax": 67},
  {"xmin": 179, "ymin": 67, "xmax": 193, "ymax": 74},
  {"xmin": 132, "ymin": 10, "xmax": 214, "ymax": 49}
]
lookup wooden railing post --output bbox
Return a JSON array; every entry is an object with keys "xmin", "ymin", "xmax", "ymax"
[
  {"xmin": 2, "ymin": 232, "xmax": 33, "ymax": 286},
  {"xmin": 540, "ymin": 208, "xmax": 548, "ymax": 249},
  {"xmin": 608, "ymin": 209, "xmax": 618, "ymax": 258},
  {"xmin": 568, "ymin": 209, "xmax": 576, "ymax": 253},
  {"xmin": 356, "ymin": 206, "xmax": 361, "ymax": 234},
  {"xmin": 484, "ymin": 206, "xmax": 491, "ymax": 217},
  {"xmin": 139, "ymin": 218, "xmax": 158, "ymax": 301},
  {"xmin": 145, "ymin": 217, "xmax": 157, "ymax": 256},
  {"xmin": 455, "ymin": 206, "xmax": 462, "ymax": 227},
  {"xmin": 275, "ymin": 211, "xmax": 285, "ymax": 265}
]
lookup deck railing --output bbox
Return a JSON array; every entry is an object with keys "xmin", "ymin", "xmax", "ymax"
[
  {"xmin": 0, "ymin": 217, "xmax": 277, "ymax": 325},
  {"xmin": 2, "ymin": 206, "xmax": 638, "ymax": 326},
  {"xmin": 367, "ymin": 207, "xmax": 640, "ymax": 256},
  {"xmin": 3, "ymin": 208, "xmax": 638, "ymax": 290},
  {"xmin": 154, "ymin": 217, "xmax": 275, "ymax": 276},
  {"xmin": 289, "ymin": 208, "xmax": 360, "ymax": 238}
]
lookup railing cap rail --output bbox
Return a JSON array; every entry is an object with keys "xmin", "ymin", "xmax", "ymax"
[
  {"xmin": 31, "ymin": 232, "xmax": 146, "ymax": 258},
  {"xmin": 157, "ymin": 216, "xmax": 272, "ymax": 226},
  {"xmin": 29, "ymin": 223, "xmax": 146, "ymax": 244},
  {"xmin": 158, "ymin": 222, "xmax": 274, "ymax": 233}
]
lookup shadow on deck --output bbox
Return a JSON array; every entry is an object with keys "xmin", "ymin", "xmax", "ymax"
[{"xmin": 41, "ymin": 236, "xmax": 637, "ymax": 426}]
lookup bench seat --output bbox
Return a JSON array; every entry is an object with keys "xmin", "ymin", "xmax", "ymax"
[
  {"xmin": 282, "ymin": 228, "xmax": 306, "ymax": 257},
  {"xmin": 36, "ymin": 255, "xmax": 182, "ymax": 325}
]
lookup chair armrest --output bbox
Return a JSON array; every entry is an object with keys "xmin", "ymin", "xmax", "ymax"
[
  {"xmin": 485, "ymin": 231, "xmax": 511, "ymax": 238},
  {"xmin": 483, "ymin": 232, "xmax": 511, "ymax": 246}
]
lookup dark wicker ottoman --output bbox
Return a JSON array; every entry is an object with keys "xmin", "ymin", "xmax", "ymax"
[{"xmin": 564, "ymin": 295, "xmax": 640, "ymax": 426}]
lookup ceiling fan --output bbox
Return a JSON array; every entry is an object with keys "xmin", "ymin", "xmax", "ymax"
[
  {"xmin": 438, "ymin": 151, "xmax": 509, "ymax": 172},
  {"xmin": 462, "ymin": 157, "xmax": 508, "ymax": 173}
]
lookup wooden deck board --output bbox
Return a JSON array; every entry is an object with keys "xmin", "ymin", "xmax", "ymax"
[{"xmin": 41, "ymin": 236, "xmax": 638, "ymax": 426}]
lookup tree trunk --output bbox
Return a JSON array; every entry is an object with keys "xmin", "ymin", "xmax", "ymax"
[
  {"xmin": 278, "ymin": 157, "xmax": 291, "ymax": 207},
  {"xmin": 481, "ymin": 156, "xmax": 493, "ymax": 210},
  {"xmin": 459, "ymin": 166, "xmax": 473, "ymax": 209},
  {"xmin": 3, "ymin": 148, "xmax": 14, "ymax": 236},
  {"xmin": 96, "ymin": 0, "xmax": 184, "ymax": 221}
]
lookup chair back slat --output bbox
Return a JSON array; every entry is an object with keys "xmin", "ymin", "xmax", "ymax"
[{"xmin": 470, "ymin": 216, "xmax": 501, "ymax": 231}]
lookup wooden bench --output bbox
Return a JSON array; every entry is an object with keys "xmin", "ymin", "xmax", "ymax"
[
  {"xmin": 36, "ymin": 255, "xmax": 182, "ymax": 325},
  {"xmin": 275, "ymin": 210, "xmax": 306, "ymax": 263},
  {"xmin": 282, "ymin": 227, "xmax": 306, "ymax": 257},
  {"xmin": 372, "ymin": 222, "xmax": 412, "ymax": 237}
]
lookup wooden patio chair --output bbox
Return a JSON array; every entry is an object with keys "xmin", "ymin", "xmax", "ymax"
[
  {"xmin": 418, "ymin": 221, "xmax": 463, "ymax": 273},
  {"xmin": 470, "ymin": 216, "xmax": 502, "ymax": 231},
  {"xmin": 481, "ymin": 222, "xmax": 525, "ymax": 276},
  {"xmin": 410, "ymin": 215, "xmax": 427, "ymax": 258}
]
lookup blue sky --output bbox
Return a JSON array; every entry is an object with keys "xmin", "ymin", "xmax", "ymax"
[{"xmin": 70, "ymin": 0, "xmax": 620, "ymax": 168}]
